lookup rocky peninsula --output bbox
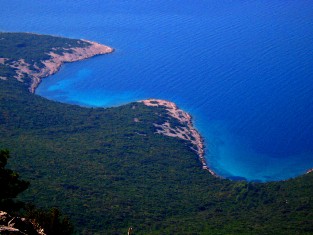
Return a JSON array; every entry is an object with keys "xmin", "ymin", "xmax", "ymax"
[
  {"xmin": 141, "ymin": 99, "xmax": 217, "ymax": 177},
  {"xmin": 29, "ymin": 40, "xmax": 113, "ymax": 93},
  {"xmin": 0, "ymin": 33, "xmax": 113, "ymax": 93}
]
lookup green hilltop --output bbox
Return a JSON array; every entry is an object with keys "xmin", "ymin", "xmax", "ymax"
[{"xmin": 0, "ymin": 32, "xmax": 313, "ymax": 234}]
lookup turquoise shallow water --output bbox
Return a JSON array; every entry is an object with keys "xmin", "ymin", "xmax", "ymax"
[{"xmin": 1, "ymin": 0, "xmax": 313, "ymax": 181}]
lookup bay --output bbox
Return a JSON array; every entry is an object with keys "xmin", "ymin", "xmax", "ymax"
[{"xmin": 1, "ymin": 0, "xmax": 313, "ymax": 181}]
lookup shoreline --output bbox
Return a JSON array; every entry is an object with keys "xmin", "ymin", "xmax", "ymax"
[
  {"xmin": 29, "ymin": 39, "xmax": 114, "ymax": 93},
  {"xmin": 140, "ymin": 99, "xmax": 218, "ymax": 177},
  {"xmin": 30, "ymin": 40, "xmax": 114, "ymax": 93},
  {"xmin": 0, "ymin": 38, "xmax": 113, "ymax": 93}
]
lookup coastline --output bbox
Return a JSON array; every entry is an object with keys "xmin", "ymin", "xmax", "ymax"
[
  {"xmin": 30, "ymin": 40, "xmax": 114, "ymax": 93},
  {"xmin": 2, "ymin": 33, "xmax": 218, "ymax": 178},
  {"xmin": 1, "ymin": 33, "xmax": 217, "ymax": 177},
  {"xmin": 0, "ymin": 38, "xmax": 113, "ymax": 93},
  {"xmin": 140, "ymin": 99, "xmax": 218, "ymax": 177}
]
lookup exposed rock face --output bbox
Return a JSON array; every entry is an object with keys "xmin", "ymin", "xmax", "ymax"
[
  {"xmin": 1, "ymin": 39, "xmax": 113, "ymax": 93},
  {"xmin": 141, "ymin": 99, "xmax": 217, "ymax": 177},
  {"xmin": 0, "ymin": 58, "xmax": 7, "ymax": 64},
  {"xmin": 0, "ymin": 58, "xmax": 9, "ymax": 80},
  {"xmin": 307, "ymin": 168, "xmax": 313, "ymax": 174},
  {"xmin": 0, "ymin": 211, "xmax": 46, "ymax": 235}
]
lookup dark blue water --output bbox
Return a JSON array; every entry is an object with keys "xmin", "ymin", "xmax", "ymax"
[{"xmin": 2, "ymin": 0, "xmax": 313, "ymax": 181}]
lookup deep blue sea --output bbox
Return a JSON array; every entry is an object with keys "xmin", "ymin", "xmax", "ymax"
[{"xmin": 2, "ymin": 0, "xmax": 313, "ymax": 181}]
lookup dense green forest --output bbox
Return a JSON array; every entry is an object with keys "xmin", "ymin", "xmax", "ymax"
[{"xmin": 0, "ymin": 33, "xmax": 313, "ymax": 234}]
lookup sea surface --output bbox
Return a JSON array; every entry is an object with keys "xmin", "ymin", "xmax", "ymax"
[{"xmin": 1, "ymin": 0, "xmax": 313, "ymax": 181}]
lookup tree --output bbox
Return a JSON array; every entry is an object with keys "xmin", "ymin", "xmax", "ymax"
[
  {"xmin": 24, "ymin": 205, "xmax": 74, "ymax": 235},
  {"xmin": 0, "ymin": 149, "xmax": 29, "ymax": 211},
  {"xmin": 0, "ymin": 149, "xmax": 74, "ymax": 234}
]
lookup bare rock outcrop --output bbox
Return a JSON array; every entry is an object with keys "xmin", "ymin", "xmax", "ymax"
[
  {"xmin": 141, "ymin": 99, "xmax": 217, "ymax": 176},
  {"xmin": 0, "ymin": 211, "xmax": 46, "ymax": 235}
]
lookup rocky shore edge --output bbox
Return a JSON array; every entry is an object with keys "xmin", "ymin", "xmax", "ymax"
[
  {"xmin": 141, "ymin": 99, "xmax": 218, "ymax": 177},
  {"xmin": 30, "ymin": 40, "xmax": 113, "ymax": 93},
  {"xmin": 1, "ymin": 39, "xmax": 113, "ymax": 93}
]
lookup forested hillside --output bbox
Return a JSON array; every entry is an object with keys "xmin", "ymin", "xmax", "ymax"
[{"xmin": 0, "ymin": 33, "xmax": 313, "ymax": 234}]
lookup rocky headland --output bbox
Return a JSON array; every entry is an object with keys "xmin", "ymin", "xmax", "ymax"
[
  {"xmin": 0, "ymin": 38, "xmax": 113, "ymax": 93},
  {"xmin": 141, "ymin": 99, "xmax": 217, "ymax": 177}
]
